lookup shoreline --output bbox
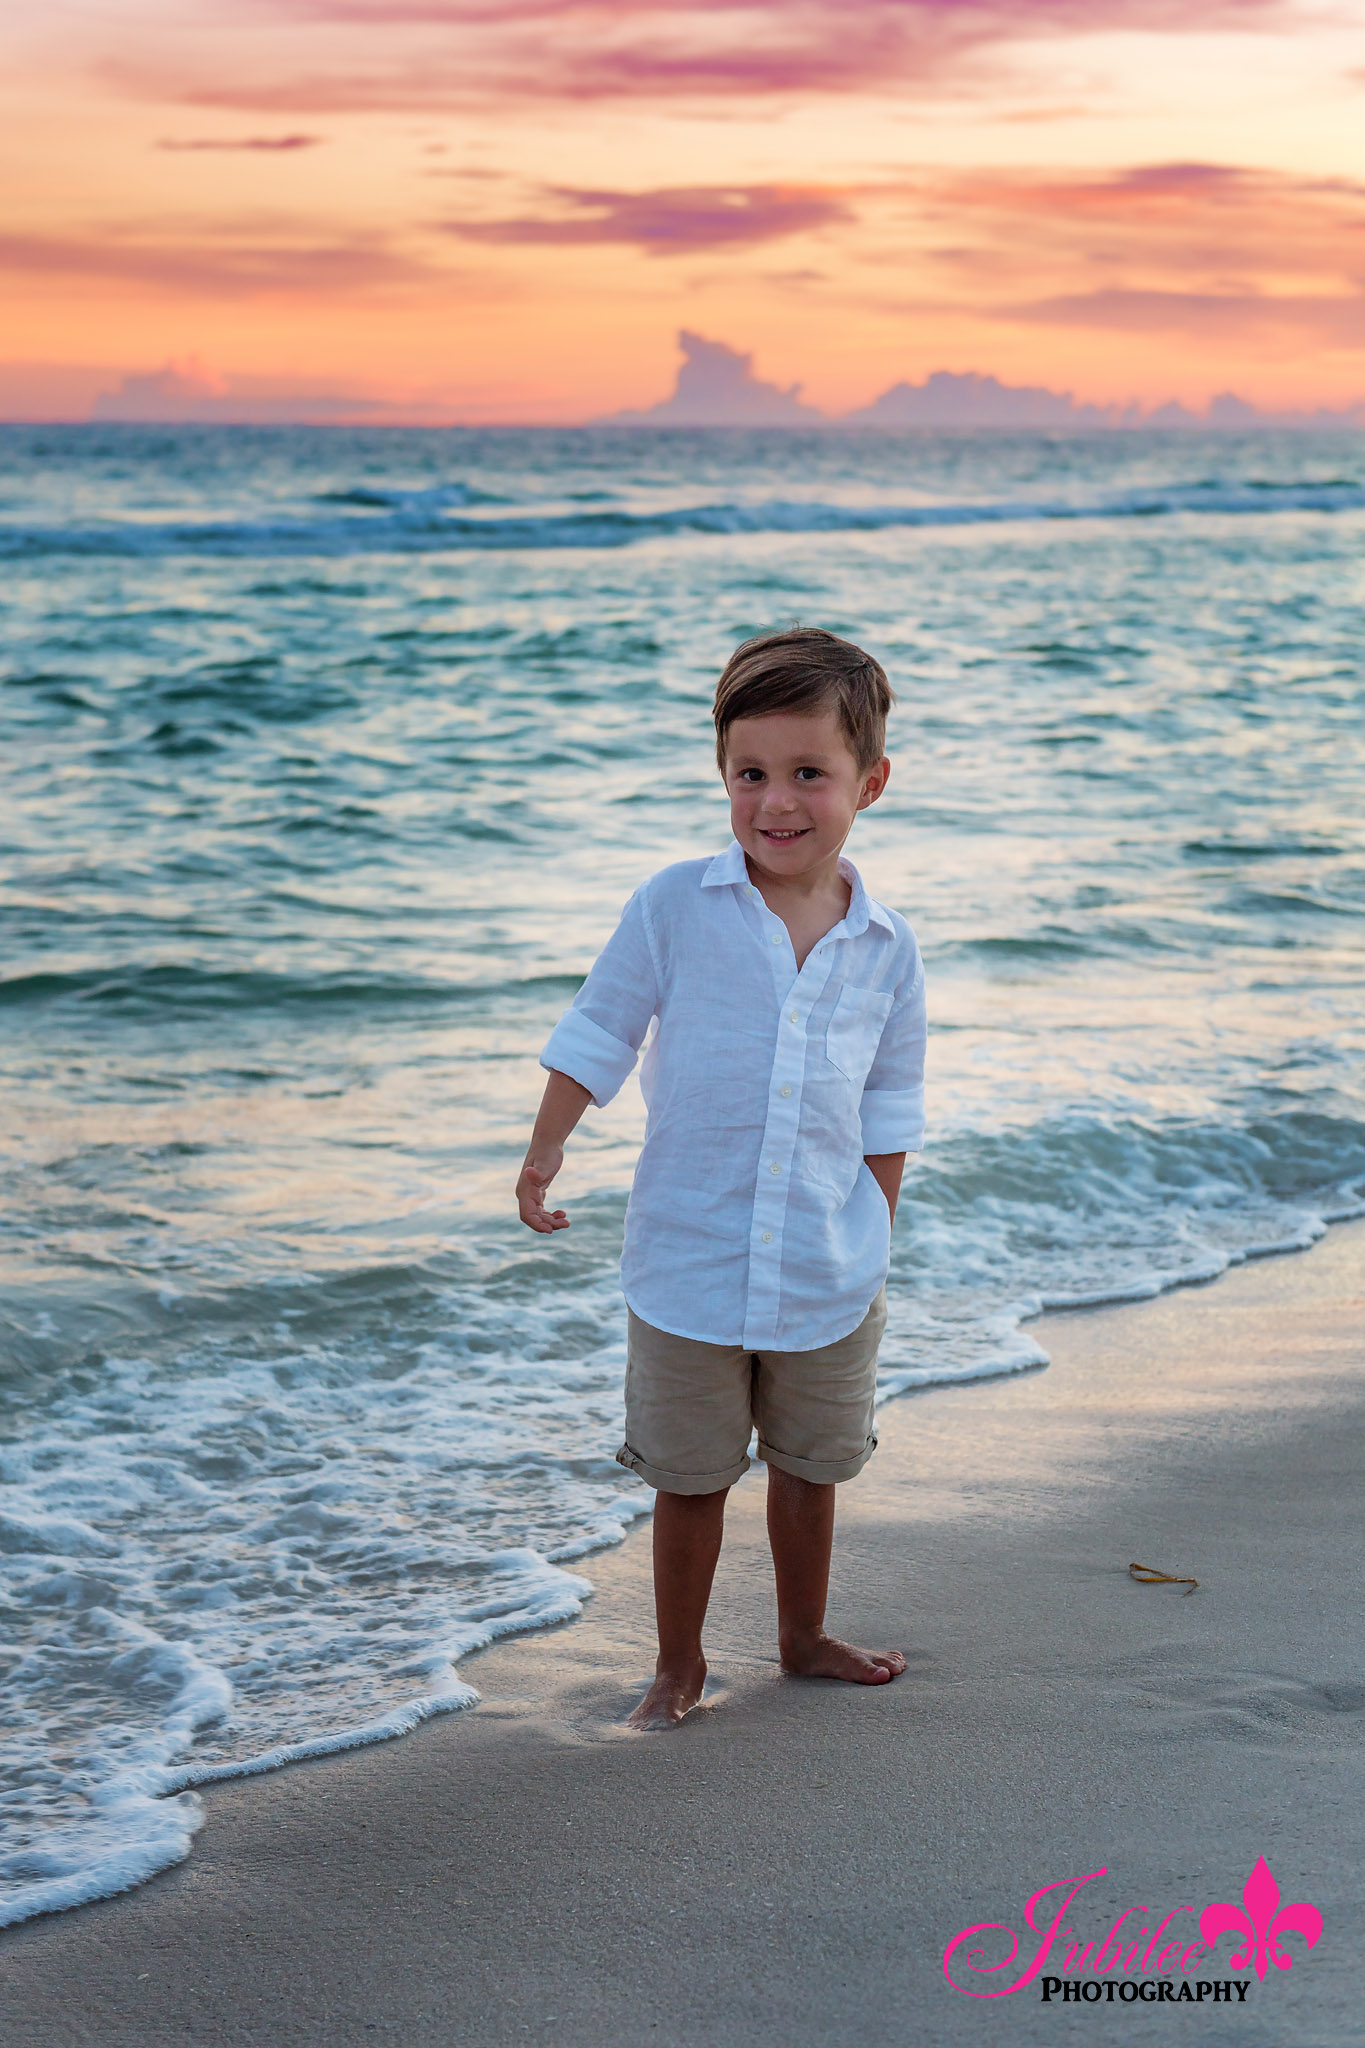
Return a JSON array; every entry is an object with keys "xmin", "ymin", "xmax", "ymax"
[
  {"xmin": 1, "ymin": 1217, "xmax": 1361, "ymax": 2045},
  {"xmin": 11, "ymin": 1208, "xmax": 1355, "ymax": 1937}
]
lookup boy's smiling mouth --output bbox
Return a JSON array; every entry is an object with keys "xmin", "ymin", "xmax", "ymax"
[{"xmin": 759, "ymin": 827, "xmax": 811, "ymax": 841}]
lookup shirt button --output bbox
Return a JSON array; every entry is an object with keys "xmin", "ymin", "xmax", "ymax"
[
  {"xmin": 780, "ymin": 1084, "xmax": 792, "ymax": 1097},
  {"xmin": 789, "ymin": 1010, "xmax": 798, "ymax": 1023},
  {"xmin": 761, "ymin": 1231, "xmax": 773, "ymax": 1244},
  {"xmin": 770, "ymin": 934, "xmax": 782, "ymax": 946},
  {"xmin": 769, "ymin": 1161, "xmax": 781, "ymax": 1174}
]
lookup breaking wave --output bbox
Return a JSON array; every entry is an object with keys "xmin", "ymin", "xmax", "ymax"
[{"xmin": 3, "ymin": 477, "xmax": 1365, "ymax": 559}]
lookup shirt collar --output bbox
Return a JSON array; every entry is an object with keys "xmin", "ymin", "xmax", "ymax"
[{"xmin": 701, "ymin": 838, "xmax": 895, "ymax": 937}]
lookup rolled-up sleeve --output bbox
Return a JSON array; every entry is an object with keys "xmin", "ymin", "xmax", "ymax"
[
  {"xmin": 539, "ymin": 885, "xmax": 660, "ymax": 1108},
  {"xmin": 859, "ymin": 952, "xmax": 927, "ymax": 1155}
]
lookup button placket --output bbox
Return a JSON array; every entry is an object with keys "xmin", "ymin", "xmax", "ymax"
[
  {"xmin": 748, "ymin": 1038, "xmax": 798, "ymax": 1328},
  {"xmin": 743, "ymin": 940, "xmax": 841, "ymax": 1346},
  {"xmin": 737, "ymin": 879, "xmax": 797, "ymax": 1339}
]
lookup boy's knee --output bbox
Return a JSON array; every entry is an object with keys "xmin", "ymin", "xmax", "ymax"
[
  {"xmin": 657, "ymin": 1481, "xmax": 731, "ymax": 1506},
  {"xmin": 765, "ymin": 1463, "xmax": 832, "ymax": 1496}
]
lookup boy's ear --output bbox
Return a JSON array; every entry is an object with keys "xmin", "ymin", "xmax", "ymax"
[{"xmin": 857, "ymin": 756, "xmax": 891, "ymax": 810}]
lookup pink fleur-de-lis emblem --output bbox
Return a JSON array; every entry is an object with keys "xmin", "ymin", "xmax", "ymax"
[{"xmin": 1200, "ymin": 1856, "xmax": 1323, "ymax": 1980}]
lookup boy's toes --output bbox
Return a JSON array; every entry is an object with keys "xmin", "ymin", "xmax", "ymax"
[
  {"xmin": 780, "ymin": 1632, "xmax": 907, "ymax": 1686},
  {"xmin": 847, "ymin": 1647, "xmax": 903, "ymax": 1685}
]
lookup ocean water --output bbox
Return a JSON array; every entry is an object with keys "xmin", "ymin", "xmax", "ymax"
[{"xmin": 2, "ymin": 423, "xmax": 1363, "ymax": 1926}]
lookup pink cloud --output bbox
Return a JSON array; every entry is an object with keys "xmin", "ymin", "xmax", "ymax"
[
  {"xmin": 911, "ymin": 161, "xmax": 1365, "ymax": 299},
  {"xmin": 442, "ymin": 183, "xmax": 852, "ymax": 254},
  {"xmin": 102, "ymin": 0, "xmax": 1293, "ymax": 111},
  {"xmin": 89, "ymin": 357, "xmax": 411, "ymax": 421},
  {"xmin": 937, "ymin": 160, "xmax": 1365, "ymax": 221}
]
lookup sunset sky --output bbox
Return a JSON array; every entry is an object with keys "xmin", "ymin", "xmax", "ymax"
[{"xmin": 4, "ymin": 0, "xmax": 1365, "ymax": 420}]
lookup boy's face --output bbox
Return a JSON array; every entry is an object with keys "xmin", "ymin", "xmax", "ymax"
[{"xmin": 722, "ymin": 707, "xmax": 890, "ymax": 880}]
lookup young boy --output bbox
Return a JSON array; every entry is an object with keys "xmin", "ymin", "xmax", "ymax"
[{"xmin": 516, "ymin": 628, "xmax": 926, "ymax": 1729}]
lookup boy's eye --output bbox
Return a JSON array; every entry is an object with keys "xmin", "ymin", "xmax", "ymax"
[
  {"xmin": 739, "ymin": 768, "xmax": 764, "ymax": 781},
  {"xmin": 796, "ymin": 767, "xmax": 822, "ymax": 781}
]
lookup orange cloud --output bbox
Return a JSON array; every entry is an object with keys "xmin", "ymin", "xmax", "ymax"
[
  {"xmin": 1001, "ymin": 288, "xmax": 1365, "ymax": 344},
  {"xmin": 0, "ymin": 230, "xmax": 445, "ymax": 298},
  {"xmin": 155, "ymin": 134, "xmax": 323, "ymax": 150}
]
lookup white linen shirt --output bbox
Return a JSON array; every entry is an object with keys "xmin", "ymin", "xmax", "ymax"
[{"xmin": 539, "ymin": 838, "xmax": 927, "ymax": 1352}]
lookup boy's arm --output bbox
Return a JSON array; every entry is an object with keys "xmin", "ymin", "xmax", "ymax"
[
  {"xmin": 523, "ymin": 882, "xmax": 661, "ymax": 1234},
  {"xmin": 859, "ymin": 945, "xmax": 927, "ymax": 1197},
  {"xmin": 864, "ymin": 1151, "xmax": 907, "ymax": 1228},
  {"xmin": 517, "ymin": 1069, "xmax": 593, "ymax": 1232}
]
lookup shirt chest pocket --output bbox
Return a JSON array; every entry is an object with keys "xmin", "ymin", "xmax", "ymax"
[{"xmin": 825, "ymin": 986, "xmax": 894, "ymax": 1085}]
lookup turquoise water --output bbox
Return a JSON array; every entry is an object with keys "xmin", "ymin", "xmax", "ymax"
[{"xmin": 2, "ymin": 424, "xmax": 1363, "ymax": 1922}]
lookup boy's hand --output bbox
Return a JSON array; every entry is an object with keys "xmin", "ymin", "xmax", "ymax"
[
  {"xmin": 517, "ymin": 1070, "xmax": 591, "ymax": 1232},
  {"xmin": 864, "ymin": 1151, "xmax": 907, "ymax": 1229},
  {"xmin": 517, "ymin": 1148, "xmax": 570, "ymax": 1232}
]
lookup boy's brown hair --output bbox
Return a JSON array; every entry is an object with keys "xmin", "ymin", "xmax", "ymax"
[{"xmin": 713, "ymin": 627, "xmax": 895, "ymax": 776}]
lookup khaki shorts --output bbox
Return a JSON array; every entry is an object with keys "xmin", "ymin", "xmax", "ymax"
[{"xmin": 616, "ymin": 1286, "xmax": 886, "ymax": 1495}]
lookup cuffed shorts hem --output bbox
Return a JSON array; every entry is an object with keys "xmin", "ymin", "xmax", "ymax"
[
  {"xmin": 615, "ymin": 1441, "xmax": 751, "ymax": 1494},
  {"xmin": 757, "ymin": 1432, "xmax": 879, "ymax": 1485}
]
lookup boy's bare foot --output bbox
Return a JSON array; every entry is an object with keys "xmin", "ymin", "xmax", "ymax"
[
  {"xmin": 779, "ymin": 1629, "xmax": 906, "ymax": 1685},
  {"xmin": 627, "ymin": 1656, "xmax": 707, "ymax": 1730}
]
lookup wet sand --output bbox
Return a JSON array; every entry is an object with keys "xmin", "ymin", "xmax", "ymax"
[{"xmin": 1, "ymin": 1220, "xmax": 1362, "ymax": 2048}]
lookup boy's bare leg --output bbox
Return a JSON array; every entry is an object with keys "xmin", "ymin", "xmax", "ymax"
[
  {"xmin": 767, "ymin": 1465, "xmax": 906, "ymax": 1684},
  {"xmin": 628, "ymin": 1486, "xmax": 729, "ymax": 1730}
]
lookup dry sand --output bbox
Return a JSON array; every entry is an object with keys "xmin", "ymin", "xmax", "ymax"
[{"xmin": 2, "ymin": 1222, "xmax": 1362, "ymax": 2048}]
